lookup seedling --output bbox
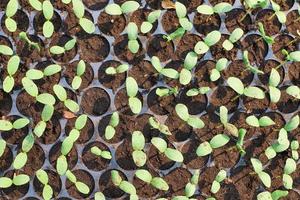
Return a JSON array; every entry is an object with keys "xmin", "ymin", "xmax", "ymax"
[
  {"xmin": 127, "ymin": 22, "xmax": 140, "ymax": 54},
  {"xmin": 105, "ymin": 64, "xmax": 129, "ymax": 75},
  {"xmin": 197, "ymin": 2, "xmax": 233, "ymax": 16},
  {"xmin": 50, "ymin": 38, "xmax": 76, "ymax": 55},
  {"xmin": 290, "ymin": 140, "xmax": 299, "ymax": 160},
  {"xmin": 94, "ymin": 192, "xmax": 105, "ymax": 200},
  {"xmin": 236, "ymin": 128, "xmax": 247, "ymax": 156},
  {"xmin": 175, "ymin": 104, "xmax": 205, "ymax": 129},
  {"xmin": 28, "ymin": 0, "xmax": 55, "ymax": 37},
  {"xmin": 104, "ymin": 112, "xmax": 119, "ymax": 140},
  {"xmin": 186, "ymin": 87, "xmax": 210, "ymax": 96},
  {"xmin": 282, "ymin": 158, "xmax": 297, "ymax": 189},
  {"xmin": 0, "ymin": 173, "xmax": 30, "ymax": 188},
  {"xmin": 257, "ymin": 190, "xmax": 288, "ymax": 200},
  {"xmin": 245, "ymin": 115, "xmax": 275, "ymax": 127},
  {"xmin": 111, "ymin": 170, "xmax": 138, "ymax": 200},
  {"xmin": 257, "ymin": 22, "xmax": 274, "ymax": 44},
  {"xmin": 268, "ymin": 0, "xmax": 286, "ymax": 24},
  {"xmin": 36, "ymin": 169, "xmax": 53, "ymax": 200},
  {"xmin": 183, "ymin": 170, "xmax": 200, "ymax": 198},
  {"xmin": 275, "ymin": 50, "xmax": 300, "ymax": 69},
  {"xmin": 71, "ymin": 60, "xmax": 86, "ymax": 90},
  {"xmin": 132, "ymin": 131, "xmax": 146, "ymax": 167},
  {"xmin": 242, "ymin": 51, "xmax": 264, "ymax": 74},
  {"xmin": 33, "ymin": 105, "xmax": 54, "ymax": 137},
  {"xmin": 5, "ymin": 0, "xmax": 19, "ymax": 32},
  {"xmin": 151, "ymin": 56, "xmax": 179, "ymax": 79},
  {"xmin": 219, "ymin": 106, "xmax": 239, "ymax": 137},
  {"xmin": 156, "ymin": 87, "xmax": 178, "ymax": 97},
  {"xmin": 163, "ymin": 27, "xmax": 185, "ymax": 42},
  {"xmin": 194, "ymin": 31, "xmax": 221, "ymax": 55},
  {"xmin": 53, "ymin": 84, "xmax": 79, "ymax": 113},
  {"xmin": 66, "ymin": 170, "xmax": 90, "ymax": 194},
  {"xmin": 135, "ymin": 169, "xmax": 169, "ymax": 191},
  {"xmin": 148, "ymin": 117, "xmax": 172, "ymax": 136},
  {"xmin": 13, "ymin": 151, "xmax": 28, "ymax": 170},
  {"xmin": 227, "ymin": 76, "xmax": 265, "ymax": 99},
  {"xmin": 126, "ymin": 77, "xmax": 142, "ymax": 114},
  {"xmin": 268, "ymin": 68, "xmax": 281, "ymax": 103},
  {"xmin": 25, "ymin": 65, "xmax": 62, "ymax": 81},
  {"xmin": 250, "ymin": 158, "xmax": 271, "ymax": 188},
  {"xmin": 175, "ymin": 2, "xmax": 193, "ymax": 31},
  {"xmin": 141, "ymin": 10, "xmax": 161, "ymax": 33},
  {"xmin": 210, "ymin": 170, "xmax": 227, "ymax": 194},
  {"xmin": 196, "ymin": 134, "xmax": 230, "ymax": 156},
  {"xmin": 0, "ymin": 45, "xmax": 13, "ymax": 55},
  {"xmin": 209, "ymin": 58, "xmax": 229, "ymax": 81},
  {"xmin": 240, "ymin": 0, "xmax": 269, "ymax": 22},
  {"xmin": 179, "ymin": 52, "xmax": 198, "ymax": 85},
  {"xmin": 19, "ymin": 32, "xmax": 40, "ymax": 51},
  {"xmin": 2, "ymin": 55, "xmax": 20, "ymax": 93},
  {"xmin": 0, "ymin": 117, "xmax": 30, "ymax": 131},
  {"xmin": 222, "ymin": 28, "xmax": 244, "ymax": 51},
  {"xmin": 0, "ymin": 139, "xmax": 6, "ymax": 157},
  {"xmin": 71, "ymin": 0, "xmax": 95, "ymax": 33},
  {"xmin": 151, "ymin": 137, "xmax": 183, "ymax": 162},
  {"xmin": 90, "ymin": 146, "xmax": 112, "ymax": 160},
  {"xmin": 105, "ymin": 1, "xmax": 140, "ymax": 15},
  {"xmin": 286, "ymin": 85, "xmax": 300, "ymax": 99}
]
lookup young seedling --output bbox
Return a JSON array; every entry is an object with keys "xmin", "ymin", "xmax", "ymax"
[
  {"xmin": 196, "ymin": 134, "xmax": 230, "ymax": 157},
  {"xmin": 267, "ymin": 68, "xmax": 281, "ymax": 103},
  {"xmin": 209, "ymin": 58, "xmax": 229, "ymax": 81},
  {"xmin": 194, "ymin": 30, "xmax": 221, "ymax": 55},
  {"xmin": 94, "ymin": 192, "xmax": 105, "ymax": 200},
  {"xmin": 210, "ymin": 170, "xmax": 227, "ymax": 194},
  {"xmin": 135, "ymin": 169, "xmax": 169, "ymax": 191},
  {"xmin": 126, "ymin": 77, "xmax": 142, "ymax": 114},
  {"xmin": 33, "ymin": 105, "xmax": 54, "ymax": 137},
  {"xmin": 28, "ymin": 0, "xmax": 55, "ymax": 37},
  {"xmin": 0, "ymin": 173, "xmax": 30, "ymax": 188},
  {"xmin": 286, "ymin": 85, "xmax": 300, "ymax": 99},
  {"xmin": 245, "ymin": 115, "xmax": 275, "ymax": 127},
  {"xmin": 71, "ymin": 0, "xmax": 95, "ymax": 33},
  {"xmin": 242, "ymin": 51, "xmax": 264, "ymax": 74},
  {"xmin": 53, "ymin": 84, "xmax": 79, "ymax": 113},
  {"xmin": 141, "ymin": 10, "xmax": 161, "ymax": 33},
  {"xmin": 222, "ymin": 28, "xmax": 244, "ymax": 51},
  {"xmin": 105, "ymin": 64, "xmax": 129, "ymax": 75},
  {"xmin": 2, "ymin": 55, "xmax": 20, "ymax": 93},
  {"xmin": 0, "ymin": 139, "xmax": 6, "ymax": 157},
  {"xmin": 71, "ymin": 60, "xmax": 86, "ymax": 90},
  {"xmin": 275, "ymin": 50, "xmax": 300, "ymax": 69},
  {"xmin": 257, "ymin": 22, "xmax": 274, "ymax": 44},
  {"xmin": 132, "ymin": 131, "xmax": 146, "ymax": 167},
  {"xmin": 257, "ymin": 190, "xmax": 288, "ymax": 200},
  {"xmin": 148, "ymin": 117, "xmax": 172, "ymax": 136},
  {"xmin": 282, "ymin": 158, "xmax": 297, "ymax": 189},
  {"xmin": 13, "ymin": 151, "xmax": 28, "ymax": 170},
  {"xmin": 105, "ymin": 1, "xmax": 140, "ymax": 15},
  {"xmin": 175, "ymin": 104, "xmax": 205, "ymax": 129},
  {"xmin": 227, "ymin": 76, "xmax": 265, "ymax": 99},
  {"xmin": 236, "ymin": 128, "xmax": 247, "ymax": 156},
  {"xmin": 25, "ymin": 64, "xmax": 62, "ymax": 81},
  {"xmin": 5, "ymin": 0, "xmax": 19, "ymax": 32},
  {"xmin": 239, "ymin": 0, "xmax": 269, "ymax": 22},
  {"xmin": 90, "ymin": 146, "xmax": 112, "ymax": 160},
  {"xmin": 219, "ymin": 106, "xmax": 239, "ymax": 137},
  {"xmin": 197, "ymin": 2, "xmax": 233, "ymax": 16},
  {"xmin": 268, "ymin": 0, "xmax": 286, "ymax": 24},
  {"xmin": 151, "ymin": 137, "xmax": 183, "ymax": 162},
  {"xmin": 156, "ymin": 87, "xmax": 178, "ymax": 97},
  {"xmin": 175, "ymin": 2, "xmax": 193, "ymax": 31},
  {"xmin": 179, "ymin": 52, "xmax": 198, "ymax": 85},
  {"xmin": 104, "ymin": 112, "xmax": 119, "ymax": 140},
  {"xmin": 111, "ymin": 170, "xmax": 138, "ymax": 200},
  {"xmin": 36, "ymin": 169, "xmax": 53, "ymax": 200},
  {"xmin": 251, "ymin": 158, "xmax": 271, "ymax": 188},
  {"xmin": 50, "ymin": 38, "xmax": 76, "ymax": 55},
  {"xmin": 151, "ymin": 56, "xmax": 179, "ymax": 79},
  {"xmin": 182, "ymin": 170, "xmax": 200, "ymax": 198},
  {"xmin": 290, "ymin": 140, "xmax": 299, "ymax": 160},
  {"xmin": 163, "ymin": 27, "xmax": 185, "ymax": 42},
  {"xmin": 65, "ymin": 170, "xmax": 90, "ymax": 194},
  {"xmin": 0, "ymin": 117, "xmax": 30, "ymax": 131},
  {"xmin": 0, "ymin": 44, "xmax": 13, "ymax": 56},
  {"xmin": 186, "ymin": 87, "xmax": 210, "ymax": 97},
  {"xmin": 19, "ymin": 32, "xmax": 40, "ymax": 51},
  {"xmin": 127, "ymin": 22, "xmax": 140, "ymax": 54}
]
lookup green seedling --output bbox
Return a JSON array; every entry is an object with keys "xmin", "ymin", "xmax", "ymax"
[
  {"xmin": 186, "ymin": 87, "xmax": 210, "ymax": 97},
  {"xmin": 19, "ymin": 32, "xmax": 40, "ymax": 51},
  {"xmin": 227, "ymin": 76, "xmax": 265, "ymax": 99},
  {"xmin": 71, "ymin": 0, "xmax": 95, "ymax": 33},
  {"xmin": 13, "ymin": 151, "xmax": 28, "ymax": 170},
  {"xmin": 239, "ymin": 0, "xmax": 269, "ymax": 22},
  {"xmin": 245, "ymin": 115, "xmax": 275, "ymax": 127},
  {"xmin": 275, "ymin": 50, "xmax": 300, "ymax": 69},
  {"xmin": 127, "ymin": 22, "xmax": 140, "ymax": 54},
  {"xmin": 175, "ymin": 104, "xmax": 205, "ymax": 129},
  {"xmin": 243, "ymin": 51, "xmax": 264, "ymax": 74},
  {"xmin": 219, "ymin": 106, "xmax": 239, "ymax": 137},
  {"xmin": 132, "ymin": 131, "xmax": 146, "ymax": 167},
  {"xmin": 257, "ymin": 190, "xmax": 288, "ymax": 200},
  {"xmin": 222, "ymin": 28, "xmax": 244, "ymax": 51},
  {"xmin": 267, "ymin": 68, "xmax": 281, "ymax": 103},
  {"xmin": 21, "ymin": 132, "xmax": 35, "ymax": 155},
  {"xmin": 290, "ymin": 140, "xmax": 299, "ymax": 160},
  {"xmin": 36, "ymin": 169, "xmax": 53, "ymax": 200},
  {"xmin": 194, "ymin": 30, "xmax": 221, "ymax": 55},
  {"xmin": 268, "ymin": 0, "xmax": 286, "ymax": 24},
  {"xmin": 286, "ymin": 85, "xmax": 300, "ymax": 99},
  {"xmin": 257, "ymin": 22, "xmax": 274, "ymax": 44},
  {"xmin": 25, "ymin": 64, "xmax": 62, "ymax": 81},
  {"xmin": 175, "ymin": 2, "xmax": 192, "ymax": 31},
  {"xmin": 196, "ymin": 134, "xmax": 230, "ymax": 157},
  {"xmin": 141, "ymin": 10, "xmax": 161, "ymax": 33},
  {"xmin": 179, "ymin": 52, "xmax": 198, "ymax": 85},
  {"xmin": 3, "ymin": 55, "xmax": 20, "ymax": 93},
  {"xmin": 105, "ymin": 1, "xmax": 140, "ymax": 15},
  {"xmin": 28, "ymin": 0, "xmax": 55, "ymax": 37},
  {"xmin": 50, "ymin": 38, "xmax": 76, "ymax": 55},
  {"xmin": 148, "ymin": 117, "xmax": 172, "ymax": 136},
  {"xmin": 251, "ymin": 158, "xmax": 271, "ymax": 188},
  {"xmin": 0, "ymin": 117, "xmax": 30, "ymax": 131},
  {"xmin": 105, "ymin": 64, "xmax": 129, "ymax": 75},
  {"xmin": 236, "ymin": 128, "xmax": 247, "ymax": 156},
  {"xmin": 104, "ymin": 112, "xmax": 119, "ymax": 140},
  {"xmin": 210, "ymin": 170, "xmax": 227, "ymax": 194},
  {"xmin": 71, "ymin": 60, "xmax": 86, "ymax": 90},
  {"xmin": 209, "ymin": 58, "xmax": 229, "ymax": 81},
  {"xmin": 90, "ymin": 146, "xmax": 112, "ymax": 160},
  {"xmin": 5, "ymin": 0, "xmax": 19, "ymax": 32},
  {"xmin": 197, "ymin": 2, "xmax": 233, "ymax": 15},
  {"xmin": 135, "ymin": 169, "xmax": 169, "ymax": 191},
  {"xmin": 0, "ymin": 139, "xmax": 6, "ymax": 157},
  {"xmin": 156, "ymin": 87, "xmax": 178, "ymax": 97},
  {"xmin": 282, "ymin": 158, "xmax": 297, "ymax": 189},
  {"xmin": 0, "ymin": 44, "xmax": 13, "ymax": 55},
  {"xmin": 163, "ymin": 27, "xmax": 185, "ymax": 42},
  {"xmin": 151, "ymin": 137, "xmax": 183, "ymax": 162},
  {"xmin": 33, "ymin": 105, "xmax": 54, "ymax": 137},
  {"xmin": 94, "ymin": 192, "xmax": 105, "ymax": 200},
  {"xmin": 53, "ymin": 84, "xmax": 79, "ymax": 113},
  {"xmin": 111, "ymin": 170, "xmax": 138, "ymax": 200},
  {"xmin": 0, "ymin": 173, "xmax": 30, "ymax": 188},
  {"xmin": 151, "ymin": 56, "xmax": 179, "ymax": 79},
  {"xmin": 126, "ymin": 77, "xmax": 142, "ymax": 114},
  {"xmin": 183, "ymin": 170, "xmax": 200, "ymax": 198},
  {"xmin": 66, "ymin": 170, "xmax": 90, "ymax": 194}
]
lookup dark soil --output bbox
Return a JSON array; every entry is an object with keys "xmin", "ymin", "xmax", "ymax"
[
  {"xmin": 115, "ymin": 137, "xmax": 137, "ymax": 170},
  {"xmin": 0, "ymin": 35, "xmax": 13, "ymax": 63},
  {"xmin": 272, "ymin": 34, "xmax": 298, "ymax": 60},
  {"xmin": 288, "ymin": 62, "xmax": 300, "ymax": 86},
  {"xmin": 243, "ymin": 87, "xmax": 270, "ymax": 114},
  {"xmin": 194, "ymin": 60, "xmax": 222, "ymax": 89},
  {"xmin": 33, "ymin": 170, "xmax": 62, "ymax": 198},
  {"xmin": 49, "ymin": 142, "xmax": 78, "ymax": 170},
  {"xmin": 37, "ymin": 117, "xmax": 61, "ymax": 144},
  {"xmin": 164, "ymin": 167, "xmax": 191, "ymax": 196},
  {"xmin": 147, "ymin": 34, "xmax": 174, "ymax": 62},
  {"xmin": 210, "ymin": 34, "xmax": 239, "ymax": 61},
  {"xmin": 286, "ymin": 10, "xmax": 300, "ymax": 36},
  {"xmin": 161, "ymin": 10, "xmax": 180, "ymax": 34},
  {"xmin": 198, "ymin": 166, "xmax": 220, "ymax": 195},
  {"xmin": 258, "ymin": 59, "xmax": 284, "ymax": 85},
  {"xmin": 97, "ymin": 11, "xmax": 126, "ymax": 37},
  {"xmin": 225, "ymin": 8, "xmax": 253, "ymax": 32},
  {"xmin": 33, "ymin": 11, "xmax": 62, "ymax": 36},
  {"xmin": 65, "ymin": 116, "xmax": 94, "ymax": 144},
  {"xmin": 148, "ymin": 142, "xmax": 175, "ymax": 170},
  {"xmin": 229, "ymin": 111, "xmax": 257, "ymax": 140},
  {"xmin": 0, "ymin": 145, "xmax": 12, "ymax": 172},
  {"xmin": 256, "ymin": 9, "xmax": 281, "ymax": 36},
  {"xmin": 99, "ymin": 169, "xmax": 127, "ymax": 198},
  {"xmin": 134, "ymin": 113, "xmax": 161, "ymax": 142},
  {"xmin": 83, "ymin": 0, "xmax": 109, "ymax": 10},
  {"xmin": 275, "ymin": 86, "xmax": 300, "ymax": 113},
  {"xmin": 2, "ymin": 170, "xmax": 30, "ymax": 199},
  {"xmin": 212, "ymin": 141, "xmax": 240, "ymax": 169},
  {"xmin": 194, "ymin": 13, "xmax": 221, "ymax": 35},
  {"xmin": 1, "ymin": 10, "xmax": 29, "ymax": 39},
  {"xmin": 1, "ymin": 115, "xmax": 28, "ymax": 145},
  {"xmin": 178, "ymin": 87, "xmax": 207, "ymax": 115},
  {"xmin": 173, "ymin": 33, "xmax": 203, "ymax": 60},
  {"xmin": 130, "ymin": 8, "xmax": 158, "ymax": 34},
  {"xmin": 114, "ymin": 88, "xmax": 143, "ymax": 115}
]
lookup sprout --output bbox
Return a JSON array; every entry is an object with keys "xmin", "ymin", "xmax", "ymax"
[
  {"xmin": 175, "ymin": 104, "xmax": 204, "ymax": 129},
  {"xmin": 175, "ymin": 2, "xmax": 193, "ymax": 31},
  {"xmin": 197, "ymin": 2, "xmax": 233, "ymax": 15},
  {"xmin": 111, "ymin": 170, "xmax": 138, "ymax": 199},
  {"xmin": 28, "ymin": 0, "xmax": 54, "ymax": 37},
  {"xmin": 257, "ymin": 22, "xmax": 274, "ymax": 44},
  {"xmin": 91, "ymin": 146, "xmax": 112, "ymax": 160},
  {"xmin": 33, "ymin": 105, "xmax": 54, "ymax": 137},
  {"xmin": 126, "ymin": 77, "xmax": 142, "ymax": 114},
  {"xmin": 267, "ymin": 68, "xmax": 281, "ymax": 103},
  {"xmin": 184, "ymin": 170, "xmax": 200, "ymax": 198},
  {"xmin": 227, "ymin": 76, "xmax": 265, "ymax": 99},
  {"xmin": 22, "ymin": 132, "xmax": 35, "ymax": 153},
  {"xmin": 268, "ymin": 0, "xmax": 286, "ymax": 24},
  {"xmin": 286, "ymin": 85, "xmax": 300, "ymax": 99},
  {"xmin": 127, "ymin": 22, "xmax": 140, "ymax": 54},
  {"xmin": 56, "ymin": 154, "xmax": 68, "ymax": 175},
  {"xmin": 291, "ymin": 140, "xmax": 299, "ymax": 160},
  {"xmin": 0, "ymin": 44, "xmax": 13, "ymax": 55},
  {"xmin": 105, "ymin": 112, "xmax": 119, "ymax": 140},
  {"xmin": 105, "ymin": 1, "xmax": 140, "ymax": 15},
  {"xmin": 0, "ymin": 139, "xmax": 6, "ymax": 157},
  {"xmin": 5, "ymin": 0, "xmax": 19, "ymax": 32},
  {"xmin": 19, "ymin": 32, "xmax": 40, "ymax": 51},
  {"xmin": 141, "ymin": 10, "xmax": 161, "ymax": 34},
  {"xmin": 66, "ymin": 170, "xmax": 90, "ymax": 194},
  {"xmin": 210, "ymin": 170, "xmax": 227, "ymax": 194},
  {"xmin": 196, "ymin": 134, "xmax": 230, "ymax": 157},
  {"xmin": 132, "ymin": 131, "xmax": 146, "ymax": 167},
  {"xmin": 222, "ymin": 28, "xmax": 244, "ymax": 51},
  {"xmin": 242, "ymin": 51, "xmax": 264, "ymax": 74},
  {"xmin": 245, "ymin": 115, "xmax": 275, "ymax": 127},
  {"xmin": 151, "ymin": 56, "xmax": 179, "ymax": 79},
  {"xmin": 148, "ymin": 117, "xmax": 172, "ymax": 136},
  {"xmin": 156, "ymin": 87, "xmax": 178, "ymax": 97},
  {"xmin": 36, "ymin": 169, "xmax": 53, "ymax": 200},
  {"xmin": 105, "ymin": 64, "xmax": 129, "ymax": 75},
  {"xmin": 71, "ymin": 0, "xmax": 95, "ymax": 33},
  {"xmin": 219, "ymin": 106, "xmax": 239, "ymax": 137},
  {"xmin": 239, "ymin": 0, "xmax": 269, "ymax": 22},
  {"xmin": 26, "ymin": 64, "xmax": 62, "ymax": 81},
  {"xmin": 53, "ymin": 84, "xmax": 79, "ymax": 113},
  {"xmin": 282, "ymin": 158, "xmax": 297, "ymax": 189},
  {"xmin": 257, "ymin": 190, "xmax": 288, "ymax": 200},
  {"xmin": 13, "ymin": 151, "xmax": 27, "ymax": 169},
  {"xmin": 180, "ymin": 52, "xmax": 198, "ymax": 85},
  {"xmin": 3, "ymin": 55, "xmax": 20, "ymax": 93},
  {"xmin": 209, "ymin": 58, "xmax": 229, "ymax": 81},
  {"xmin": 163, "ymin": 27, "xmax": 185, "ymax": 42},
  {"xmin": 50, "ymin": 38, "xmax": 76, "ymax": 55},
  {"xmin": 186, "ymin": 87, "xmax": 210, "ymax": 97},
  {"xmin": 0, "ymin": 173, "xmax": 30, "ymax": 188},
  {"xmin": 151, "ymin": 137, "xmax": 183, "ymax": 162},
  {"xmin": 277, "ymin": 50, "xmax": 300, "ymax": 69},
  {"xmin": 0, "ymin": 117, "xmax": 30, "ymax": 131},
  {"xmin": 194, "ymin": 31, "xmax": 221, "ymax": 55},
  {"xmin": 71, "ymin": 60, "xmax": 86, "ymax": 90},
  {"xmin": 135, "ymin": 169, "xmax": 169, "ymax": 191},
  {"xmin": 250, "ymin": 158, "xmax": 271, "ymax": 188},
  {"xmin": 94, "ymin": 192, "xmax": 105, "ymax": 200},
  {"xmin": 236, "ymin": 128, "xmax": 247, "ymax": 156},
  {"xmin": 284, "ymin": 115, "xmax": 299, "ymax": 132}
]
